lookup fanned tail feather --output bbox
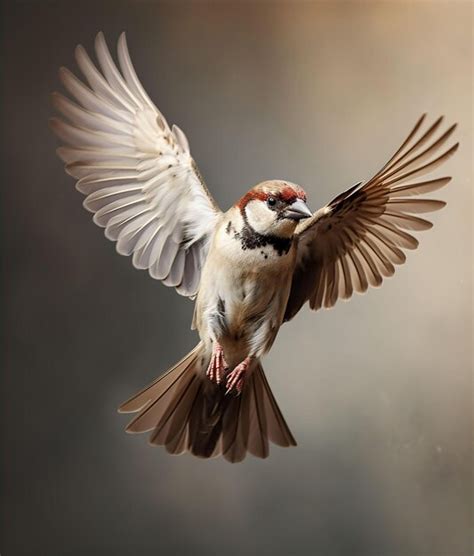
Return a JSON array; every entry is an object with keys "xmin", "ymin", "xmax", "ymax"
[{"xmin": 118, "ymin": 345, "xmax": 296, "ymax": 462}]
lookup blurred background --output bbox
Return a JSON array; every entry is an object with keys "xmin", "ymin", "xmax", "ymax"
[{"xmin": 1, "ymin": 1, "xmax": 472, "ymax": 555}]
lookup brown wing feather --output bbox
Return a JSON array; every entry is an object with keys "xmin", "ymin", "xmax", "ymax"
[{"xmin": 285, "ymin": 115, "xmax": 458, "ymax": 321}]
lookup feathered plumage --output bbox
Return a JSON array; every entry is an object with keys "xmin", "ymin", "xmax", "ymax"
[
  {"xmin": 51, "ymin": 33, "xmax": 458, "ymax": 462},
  {"xmin": 50, "ymin": 32, "xmax": 219, "ymax": 298}
]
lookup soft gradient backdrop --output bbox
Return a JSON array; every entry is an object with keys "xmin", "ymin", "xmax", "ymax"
[{"xmin": 1, "ymin": 1, "xmax": 472, "ymax": 555}]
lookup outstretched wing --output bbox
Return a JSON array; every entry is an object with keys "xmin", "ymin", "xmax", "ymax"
[
  {"xmin": 50, "ymin": 32, "xmax": 221, "ymax": 298},
  {"xmin": 284, "ymin": 114, "xmax": 458, "ymax": 321}
]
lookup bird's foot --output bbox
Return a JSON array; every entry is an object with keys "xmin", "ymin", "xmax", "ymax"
[
  {"xmin": 225, "ymin": 357, "xmax": 252, "ymax": 395},
  {"xmin": 206, "ymin": 342, "xmax": 228, "ymax": 385}
]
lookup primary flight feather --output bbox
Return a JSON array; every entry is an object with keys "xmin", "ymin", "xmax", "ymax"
[{"xmin": 50, "ymin": 32, "xmax": 458, "ymax": 462}]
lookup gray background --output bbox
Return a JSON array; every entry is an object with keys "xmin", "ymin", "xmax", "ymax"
[{"xmin": 1, "ymin": 1, "xmax": 472, "ymax": 555}]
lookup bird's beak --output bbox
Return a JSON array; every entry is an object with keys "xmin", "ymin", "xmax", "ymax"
[{"xmin": 284, "ymin": 198, "xmax": 312, "ymax": 221}]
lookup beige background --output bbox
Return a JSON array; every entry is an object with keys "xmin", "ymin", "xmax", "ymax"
[{"xmin": 2, "ymin": 1, "xmax": 472, "ymax": 555}]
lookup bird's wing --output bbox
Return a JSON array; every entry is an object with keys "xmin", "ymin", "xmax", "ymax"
[
  {"xmin": 50, "ymin": 32, "xmax": 222, "ymax": 298},
  {"xmin": 284, "ymin": 114, "xmax": 458, "ymax": 321}
]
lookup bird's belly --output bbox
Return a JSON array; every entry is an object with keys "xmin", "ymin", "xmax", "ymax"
[
  {"xmin": 223, "ymin": 276, "xmax": 270, "ymax": 336},
  {"xmin": 218, "ymin": 287, "xmax": 278, "ymax": 365},
  {"xmin": 196, "ymin": 255, "xmax": 294, "ymax": 364}
]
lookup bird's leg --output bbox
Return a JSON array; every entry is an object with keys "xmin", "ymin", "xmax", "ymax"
[
  {"xmin": 206, "ymin": 341, "xmax": 228, "ymax": 385},
  {"xmin": 225, "ymin": 356, "xmax": 252, "ymax": 395}
]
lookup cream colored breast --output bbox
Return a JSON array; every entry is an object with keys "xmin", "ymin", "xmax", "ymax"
[{"xmin": 213, "ymin": 212, "xmax": 296, "ymax": 272}]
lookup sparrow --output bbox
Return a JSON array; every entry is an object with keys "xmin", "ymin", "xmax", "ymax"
[{"xmin": 50, "ymin": 33, "xmax": 458, "ymax": 463}]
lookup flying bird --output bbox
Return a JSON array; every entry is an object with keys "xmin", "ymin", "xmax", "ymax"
[{"xmin": 50, "ymin": 33, "xmax": 458, "ymax": 462}]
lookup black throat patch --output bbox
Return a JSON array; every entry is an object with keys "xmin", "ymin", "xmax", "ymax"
[{"xmin": 230, "ymin": 211, "xmax": 293, "ymax": 256}]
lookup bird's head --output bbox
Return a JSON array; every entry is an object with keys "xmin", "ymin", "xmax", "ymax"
[{"xmin": 237, "ymin": 180, "xmax": 312, "ymax": 237}]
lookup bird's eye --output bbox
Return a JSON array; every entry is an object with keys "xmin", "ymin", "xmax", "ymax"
[{"xmin": 267, "ymin": 197, "xmax": 277, "ymax": 207}]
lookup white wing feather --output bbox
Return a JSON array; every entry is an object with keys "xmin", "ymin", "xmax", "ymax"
[{"xmin": 50, "ymin": 32, "xmax": 221, "ymax": 297}]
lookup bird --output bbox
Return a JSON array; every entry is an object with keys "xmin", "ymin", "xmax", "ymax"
[{"xmin": 50, "ymin": 32, "xmax": 458, "ymax": 463}]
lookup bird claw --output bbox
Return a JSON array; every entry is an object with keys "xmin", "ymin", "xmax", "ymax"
[
  {"xmin": 225, "ymin": 357, "xmax": 251, "ymax": 395},
  {"xmin": 206, "ymin": 343, "xmax": 228, "ymax": 385}
]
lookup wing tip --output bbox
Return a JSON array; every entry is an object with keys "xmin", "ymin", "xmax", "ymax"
[
  {"xmin": 64, "ymin": 161, "xmax": 82, "ymax": 178},
  {"xmin": 118, "ymin": 31, "xmax": 127, "ymax": 49},
  {"xmin": 441, "ymin": 176, "xmax": 453, "ymax": 185},
  {"xmin": 75, "ymin": 43, "xmax": 85, "ymax": 56},
  {"xmin": 82, "ymin": 197, "xmax": 95, "ymax": 214},
  {"xmin": 446, "ymin": 122, "xmax": 458, "ymax": 134},
  {"xmin": 92, "ymin": 212, "xmax": 107, "ymax": 228},
  {"xmin": 56, "ymin": 147, "xmax": 70, "ymax": 164},
  {"xmin": 117, "ymin": 404, "xmax": 140, "ymax": 415},
  {"xmin": 415, "ymin": 113, "xmax": 427, "ymax": 126},
  {"xmin": 48, "ymin": 116, "xmax": 62, "ymax": 133},
  {"xmin": 49, "ymin": 91, "xmax": 62, "ymax": 111},
  {"xmin": 94, "ymin": 31, "xmax": 109, "ymax": 56},
  {"xmin": 125, "ymin": 426, "xmax": 142, "ymax": 434},
  {"xmin": 117, "ymin": 396, "xmax": 149, "ymax": 414}
]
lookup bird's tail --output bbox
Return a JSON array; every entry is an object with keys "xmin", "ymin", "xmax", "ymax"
[{"xmin": 118, "ymin": 343, "xmax": 296, "ymax": 462}]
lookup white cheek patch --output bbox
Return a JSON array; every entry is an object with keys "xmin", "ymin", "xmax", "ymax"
[
  {"xmin": 245, "ymin": 200, "xmax": 275, "ymax": 234},
  {"xmin": 245, "ymin": 199, "xmax": 297, "ymax": 238}
]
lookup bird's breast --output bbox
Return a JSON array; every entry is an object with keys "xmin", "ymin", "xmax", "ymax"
[
  {"xmin": 194, "ymin": 219, "xmax": 296, "ymax": 354},
  {"xmin": 215, "ymin": 216, "xmax": 296, "ymax": 269}
]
